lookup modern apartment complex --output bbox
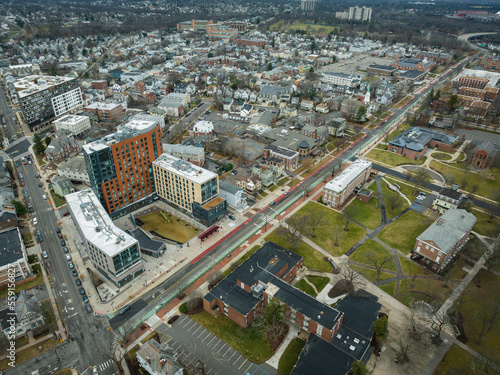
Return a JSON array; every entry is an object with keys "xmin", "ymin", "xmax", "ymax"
[
  {"xmin": 14, "ymin": 75, "xmax": 83, "ymax": 131},
  {"xmin": 300, "ymin": 0, "xmax": 315, "ymax": 11},
  {"xmin": 66, "ymin": 189, "xmax": 144, "ymax": 287},
  {"xmin": 336, "ymin": 6, "xmax": 372, "ymax": 21},
  {"xmin": 52, "ymin": 114, "xmax": 91, "ymax": 136},
  {"xmin": 323, "ymin": 159, "xmax": 372, "ymax": 208},
  {"xmin": 83, "ymin": 119, "xmax": 162, "ymax": 217},
  {"xmin": 320, "ymin": 72, "xmax": 361, "ymax": 87},
  {"xmin": 153, "ymin": 154, "xmax": 226, "ymax": 225}
]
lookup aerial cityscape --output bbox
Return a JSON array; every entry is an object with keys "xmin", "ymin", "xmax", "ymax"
[{"xmin": 0, "ymin": 0, "xmax": 499, "ymax": 374}]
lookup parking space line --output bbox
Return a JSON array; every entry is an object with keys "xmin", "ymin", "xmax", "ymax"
[
  {"xmin": 207, "ymin": 336, "xmax": 217, "ymax": 345},
  {"xmin": 216, "ymin": 343, "xmax": 227, "ymax": 353},
  {"xmin": 227, "ymin": 350, "xmax": 238, "ymax": 361},
  {"xmin": 201, "ymin": 332, "xmax": 212, "ymax": 342},
  {"xmin": 234, "ymin": 355, "xmax": 245, "ymax": 367},
  {"xmin": 186, "ymin": 323, "xmax": 197, "ymax": 332},
  {"xmin": 238, "ymin": 359, "xmax": 247, "ymax": 369},
  {"xmin": 243, "ymin": 363, "xmax": 253, "ymax": 374},
  {"xmin": 199, "ymin": 330, "xmax": 211, "ymax": 341},
  {"xmin": 222, "ymin": 346, "xmax": 232, "ymax": 357},
  {"xmin": 179, "ymin": 317, "xmax": 191, "ymax": 327},
  {"xmin": 192, "ymin": 325, "xmax": 203, "ymax": 335},
  {"xmin": 213, "ymin": 340, "xmax": 224, "ymax": 352}
]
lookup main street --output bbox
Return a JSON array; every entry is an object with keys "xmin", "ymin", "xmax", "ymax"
[{"xmin": 0, "ymin": 81, "xmax": 23, "ymax": 142}]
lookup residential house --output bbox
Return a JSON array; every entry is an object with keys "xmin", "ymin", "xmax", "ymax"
[
  {"xmin": 432, "ymin": 187, "xmax": 464, "ymax": 215},
  {"xmin": 0, "ymin": 228, "xmax": 31, "ymax": 287},
  {"xmin": 218, "ymin": 180, "xmax": 247, "ymax": 211},
  {"xmin": 263, "ymin": 145, "xmax": 300, "ymax": 170},
  {"xmin": 316, "ymin": 103, "xmax": 329, "ymax": 114},
  {"xmin": 252, "ymin": 165, "xmax": 276, "ymax": 187},
  {"xmin": 280, "ymin": 106, "xmax": 298, "ymax": 118},
  {"xmin": 44, "ymin": 135, "xmax": 80, "ymax": 162},
  {"xmin": 0, "ymin": 292, "xmax": 44, "ymax": 339},
  {"xmin": 190, "ymin": 120, "xmax": 214, "ymax": 138},
  {"xmin": 136, "ymin": 339, "xmax": 183, "ymax": 375},
  {"xmin": 258, "ymin": 85, "xmax": 293, "ymax": 104},
  {"xmin": 0, "ymin": 157, "xmax": 12, "ymax": 187},
  {"xmin": 470, "ymin": 141, "xmax": 500, "ymax": 169},
  {"xmin": 51, "ymin": 175, "xmax": 74, "ymax": 197},
  {"xmin": 57, "ymin": 156, "xmax": 89, "ymax": 183},
  {"xmin": 327, "ymin": 117, "xmax": 346, "ymax": 137},
  {"xmin": 158, "ymin": 98, "xmax": 184, "ymax": 117},
  {"xmin": 235, "ymin": 174, "xmax": 261, "ymax": 194},
  {"xmin": 411, "ymin": 209, "xmax": 476, "ymax": 272},
  {"xmin": 300, "ymin": 100, "xmax": 314, "ymax": 111},
  {"xmin": 301, "ymin": 125, "xmax": 329, "ymax": 144}
]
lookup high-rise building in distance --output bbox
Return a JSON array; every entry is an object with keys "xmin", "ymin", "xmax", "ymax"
[
  {"xmin": 300, "ymin": 0, "xmax": 315, "ymax": 11},
  {"xmin": 336, "ymin": 6, "xmax": 372, "ymax": 21},
  {"xmin": 83, "ymin": 118, "xmax": 162, "ymax": 217}
]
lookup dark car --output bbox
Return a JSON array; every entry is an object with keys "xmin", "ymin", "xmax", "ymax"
[
  {"xmin": 68, "ymin": 261, "xmax": 74, "ymax": 269},
  {"xmin": 82, "ymin": 296, "xmax": 89, "ymax": 304},
  {"xmin": 85, "ymin": 305, "xmax": 93, "ymax": 313},
  {"xmin": 75, "ymin": 279, "xmax": 82, "ymax": 286},
  {"xmin": 38, "ymin": 182, "xmax": 42, "ymax": 187},
  {"xmin": 55, "ymin": 227, "xmax": 61, "ymax": 233},
  {"xmin": 119, "ymin": 305, "xmax": 130, "ymax": 315},
  {"xmin": 72, "ymin": 270, "xmax": 78, "ymax": 277},
  {"xmin": 58, "ymin": 233, "xmax": 63, "ymax": 239},
  {"xmin": 63, "ymin": 212, "xmax": 70, "ymax": 217},
  {"xmin": 228, "ymin": 214, "xmax": 235, "ymax": 220},
  {"xmin": 63, "ymin": 246, "xmax": 69, "ymax": 253},
  {"xmin": 60, "ymin": 239, "xmax": 66, "ymax": 246},
  {"xmin": 79, "ymin": 288, "xmax": 86, "ymax": 295}
]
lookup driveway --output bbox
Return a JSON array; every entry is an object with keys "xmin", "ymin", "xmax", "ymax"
[{"xmin": 155, "ymin": 315, "xmax": 276, "ymax": 375}]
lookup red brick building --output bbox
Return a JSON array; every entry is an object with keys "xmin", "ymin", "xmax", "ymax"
[
  {"xmin": 452, "ymin": 75, "xmax": 489, "ymax": 89},
  {"xmin": 457, "ymin": 86, "xmax": 498, "ymax": 101},
  {"xmin": 471, "ymin": 141, "xmax": 500, "ymax": 169},
  {"xmin": 235, "ymin": 38, "xmax": 266, "ymax": 47},
  {"xmin": 388, "ymin": 127, "xmax": 457, "ymax": 160},
  {"xmin": 91, "ymin": 80, "xmax": 108, "ymax": 90},
  {"xmin": 83, "ymin": 102, "xmax": 124, "ymax": 122},
  {"xmin": 203, "ymin": 242, "xmax": 343, "ymax": 342},
  {"xmin": 390, "ymin": 57, "xmax": 435, "ymax": 72},
  {"xmin": 479, "ymin": 55, "xmax": 500, "ymax": 73}
]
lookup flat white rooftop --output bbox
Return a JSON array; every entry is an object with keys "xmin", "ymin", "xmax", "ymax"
[
  {"xmin": 153, "ymin": 153, "xmax": 216, "ymax": 185},
  {"xmin": 84, "ymin": 102, "xmax": 122, "ymax": 111},
  {"xmin": 192, "ymin": 120, "xmax": 214, "ymax": 133},
  {"xmin": 325, "ymin": 159, "xmax": 372, "ymax": 194},
  {"xmin": 14, "ymin": 75, "xmax": 75, "ymax": 98},
  {"xmin": 53, "ymin": 114, "xmax": 88, "ymax": 125},
  {"xmin": 455, "ymin": 69, "xmax": 500, "ymax": 88},
  {"xmin": 66, "ymin": 189, "xmax": 137, "ymax": 257}
]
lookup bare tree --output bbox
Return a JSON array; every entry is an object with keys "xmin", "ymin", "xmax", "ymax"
[
  {"xmin": 395, "ymin": 329, "xmax": 415, "ymax": 364},
  {"xmin": 365, "ymin": 250, "xmax": 393, "ymax": 281},
  {"xmin": 385, "ymin": 193, "xmax": 403, "ymax": 215},
  {"xmin": 340, "ymin": 263, "xmax": 364, "ymax": 291},
  {"xmin": 474, "ymin": 292, "xmax": 500, "ymax": 345},
  {"xmin": 304, "ymin": 206, "xmax": 327, "ymax": 238},
  {"xmin": 426, "ymin": 308, "xmax": 450, "ymax": 343},
  {"xmin": 343, "ymin": 204, "xmax": 358, "ymax": 231},
  {"xmin": 484, "ymin": 235, "xmax": 500, "ymax": 271},
  {"xmin": 253, "ymin": 298, "xmax": 287, "ymax": 347},
  {"xmin": 301, "ymin": 157, "xmax": 314, "ymax": 172},
  {"xmin": 280, "ymin": 215, "xmax": 307, "ymax": 250},
  {"xmin": 410, "ymin": 169, "xmax": 432, "ymax": 195},
  {"xmin": 332, "ymin": 226, "xmax": 342, "ymax": 247}
]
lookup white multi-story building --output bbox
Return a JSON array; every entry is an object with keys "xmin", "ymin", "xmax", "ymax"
[
  {"xmin": 51, "ymin": 87, "xmax": 84, "ymax": 117},
  {"xmin": 66, "ymin": 189, "xmax": 144, "ymax": 287},
  {"xmin": 53, "ymin": 114, "xmax": 91, "ymax": 136},
  {"xmin": 323, "ymin": 159, "xmax": 372, "ymax": 208},
  {"xmin": 320, "ymin": 72, "xmax": 361, "ymax": 87}
]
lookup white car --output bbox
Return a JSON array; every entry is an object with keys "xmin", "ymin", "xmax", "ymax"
[
  {"xmin": 33, "ymin": 217, "xmax": 38, "ymax": 225},
  {"xmin": 42, "ymin": 195, "xmax": 47, "ymax": 200},
  {"xmin": 65, "ymin": 254, "xmax": 71, "ymax": 261}
]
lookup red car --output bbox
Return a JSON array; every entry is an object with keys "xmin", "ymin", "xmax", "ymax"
[
  {"xmin": 46, "ymin": 179, "xmax": 51, "ymax": 183},
  {"xmin": 21, "ymin": 181, "xmax": 25, "ymax": 186},
  {"xmin": 45, "ymin": 261, "xmax": 52, "ymax": 268}
]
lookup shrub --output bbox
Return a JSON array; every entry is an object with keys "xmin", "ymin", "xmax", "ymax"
[
  {"xmin": 374, "ymin": 316, "xmax": 388, "ymax": 338},
  {"xmin": 179, "ymin": 303, "xmax": 188, "ymax": 314}
]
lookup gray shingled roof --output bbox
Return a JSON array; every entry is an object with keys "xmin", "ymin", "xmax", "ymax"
[{"xmin": 417, "ymin": 209, "xmax": 476, "ymax": 255}]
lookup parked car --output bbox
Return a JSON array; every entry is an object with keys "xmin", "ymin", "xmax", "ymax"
[
  {"xmin": 45, "ymin": 261, "xmax": 51, "ymax": 268},
  {"xmin": 65, "ymin": 254, "xmax": 71, "ymax": 261},
  {"xmin": 86, "ymin": 305, "xmax": 93, "ymax": 313},
  {"xmin": 119, "ymin": 305, "xmax": 130, "ymax": 315},
  {"xmin": 55, "ymin": 227, "xmax": 61, "ymax": 233},
  {"xmin": 68, "ymin": 262, "xmax": 74, "ymax": 269},
  {"xmin": 38, "ymin": 182, "xmax": 43, "ymax": 187},
  {"xmin": 63, "ymin": 212, "xmax": 71, "ymax": 217},
  {"xmin": 75, "ymin": 279, "xmax": 82, "ymax": 286},
  {"xmin": 42, "ymin": 194, "xmax": 47, "ymax": 200},
  {"xmin": 58, "ymin": 233, "xmax": 63, "ymax": 239},
  {"xmin": 63, "ymin": 246, "xmax": 69, "ymax": 253},
  {"xmin": 79, "ymin": 287, "xmax": 86, "ymax": 295},
  {"xmin": 60, "ymin": 239, "xmax": 65, "ymax": 246},
  {"xmin": 42, "ymin": 251, "xmax": 48, "ymax": 259},
  {"xmin": 72, "ymin": 270, "xmax": 78, "ymax": 277},
  {"xmin": 33, "ymin": 217, "xmax": 37, "ymax": 225},
  {"xmin": 228, "ymin": 214, "xmax": 235, "ymax": 220}
]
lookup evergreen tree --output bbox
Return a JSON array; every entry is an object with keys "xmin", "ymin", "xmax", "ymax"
[{"xmin": 33, "ymin": 133, "xmax": 45, "ymax": 155}]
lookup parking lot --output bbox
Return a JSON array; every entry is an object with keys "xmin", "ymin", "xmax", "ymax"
[
  {"xmin": 409, "ymin": 193, "xmax": 441, "ymax": 221},
  {"xmin": 155, "ymin": 315, "xmax": 274, "ymax": 375}
]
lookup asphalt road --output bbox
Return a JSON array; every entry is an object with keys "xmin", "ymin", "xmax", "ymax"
[
  {"xmin": 6, "ymin": 163, "xmax": 118, "ymax": 375},
  {"xmin": 0, "ymin": 82, "xmax": 22, "ymax": 142}
]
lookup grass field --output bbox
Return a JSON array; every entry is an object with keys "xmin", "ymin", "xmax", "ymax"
[
  {"xmin": 278, "ymin": 338, "xmax": 306, "ymax": 375},
  {"xmin": 429, "ymin": 160, "xmax": 500, "ymax": 199},
  {"xmin": 432, "ymin": 152, "xmax": 453, "ymax": 161},
  {"xmin": 471, "ymin": 209, "xmax": 498, "ymax": 237},
  {"xmin": 50, "ymin": 189, "xmax": 66, "ymax": 207},
  {"xmin": 397, "ymin": 255, "xmax": 430, "ymax": 276},
  {"xmin": 294, "ymin": 202, "xmax": 366, "ymax": 257},
  {"xmin": 366, "ymin": 148, "xmax": 426, "ymax": 168},
  {"xmin": 137, "ymin": 211, "xmax": 199, "ymax": 243},
  {"xmin": 0, "ymin": 337, "xmax": 60, "ymax": 371},
  {"xmin": 398, "ymin": 278, "xmax": 449, "ymax": 308},
  {"xmin": 458, "ymin": 271, "xmax": 500, "ymax": 366},
  {"xmin": 350, "ymin": 239, "xmax": 396, "ymax": 272},
  {"xmin": 380, "ymin": 180, "xmax": 411, "ymax": 219},
  {"xmin": 379, "ymin": 281, "xmax": 397, "ymax": 297},
  {"xmin": 295, "ymin": 279, "xmax": 317, "ymax": 297},
  {"xmin": 191, "ymin": 312, "xmax": 273, "ymax": 363},
  {"xmin": 0, "ymin": 275, "xmax": 44, "ymax": 299},
  {"xmin": 351, "ymin": 264, "xmax": 395, "ymax": 282},
  {"xmin": 378, "ymin": 211, "xmax": 432, "ymax": 254},
  {"xmin": 345, "ymin": 191, "xmax": 381, "ymax": 230},
  {"xmin": 265, "ymin": 231, "xmax": 332, "ymax": 272},
  {"xmin": 433, "ymin": 344, "xmax": 493, "ymax": 375},
  {"xmin": 269, "ymin": 20, "xmax": 337, "ymax": 35},
  {"xmin": 306, "ymin": 276, "xmax": 330, "ymax": 293}
]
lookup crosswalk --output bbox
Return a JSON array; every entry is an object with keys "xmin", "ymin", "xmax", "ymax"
[{"xmin": 96, "ymin": 359, "xmax": 115, "ymax": 372}]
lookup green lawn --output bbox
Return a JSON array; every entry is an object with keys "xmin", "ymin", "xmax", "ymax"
[
  {"xmin": 379, "ymin": 281, "xmax": 397, "ymax": 297},
  {"xmin": 433, "ymin": 344, "xmax": 492, "ymax": 375},
  {"xmin": 429, "ymin": 160, "xmax": 500, "ymax": 199},
  {"xmin": 265, "ymin": 231, "xmax": 331, "ymax": 272},
  {"xmin": 350, "ymin": 240, "xmax": 396, "ymax": 272},
  {"xmin": 345, "ymin": 192, "xmax": 381, "ymax": 230},
  {"xmin": 378, "ymin": 211, "xmax": 432, "ymax": 254},
  {"xmin": 137, "ymin": 211, "xmax": 200, "ymax": 243},
  {"xmin": 294, "ymin": 202, "xmax": 367, "ymax": 257},
  {"xmin": 471, "ymin": 209, "xmax": 498, "ymax": 237},
  {"xmin": 458, "ymin": 271, "xmax": 500, "ymax": 366},
  {"xmin": 278, "ymin": 338, "xmax": 306, "ymax": 375},
  {"xmin": 432, "ymin": 152, "xmax": 453, "ymax": 161},
  {"xmin": 269, "ymin": 185, "xmax": 278, "ymax": 192},
  {"xmin": 191, "ymin": 312, "xmax": 273, "ymax": 363},
  {"xmin": 381, "ymin": 180, "xmax": 413, "ymax": 219},
  {"xmin": 0, "ymin": 275, "xmax": 44, "ymax": 299},
  {"xmin": 397, "ymin": 255, "xmax": 429, "ymax": 276},
  {"xmin": 384, "ymin": 176, "xmax": 426, "ymax": 202},
  {"xmin": 306, "ymin": 276, "xmax": 330, "ymax": 293},
  {"xmin": 366, "ymin": 148, "xmax": 426, "ymax": 167},
  {"xmin": 270, "ymin": 20, "xmax": 337, "ymax": 35},
  {"xmin": 295, "ymin": 279, "xmax": 317, "ymax": 297},
  {"xmin": 444, "ymin": 258, "xmax": 468, "ymax": 281},
  {"xmin": 351, "ymin": 264, "xmax": 395, "ymax": 282},
  {"xmin": 49, "ymin": 189, "xmax": 66, "ymax": 207},
  {"xmin": 398, "ymin": 278, "xmax": 449, "ymax": 308},
  {"xmin": 278, "ymin": 177, "xmax": 290, "ymax": 186}
]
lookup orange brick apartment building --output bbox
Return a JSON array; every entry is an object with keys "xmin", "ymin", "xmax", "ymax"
[{"xmin": 83, "ymin": 119, "xmax": 162, "ymax": 216}]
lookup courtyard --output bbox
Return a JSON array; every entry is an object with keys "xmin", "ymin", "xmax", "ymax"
[{"xmin": 136, "ymin": 210, "xmax": 200, "ymax": 244}]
